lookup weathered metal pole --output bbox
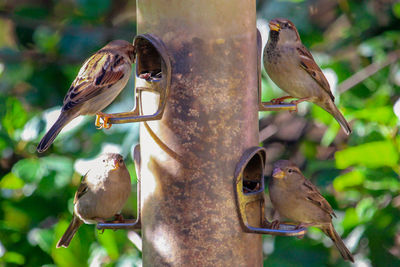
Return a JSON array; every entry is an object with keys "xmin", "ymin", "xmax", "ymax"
[{"xmin": 138, "ymin": 1, "xmax": 261, "ymax": 266}]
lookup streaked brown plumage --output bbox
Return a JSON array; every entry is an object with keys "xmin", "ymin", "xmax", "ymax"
[
  {"xmin": 269, "ymin": 160, "xmax": 354, "ymax": 262},
  {"xmin": 37, "ymin": 40, "xmax": 135, "ymax": 153},
  {"xmin": 263, "ymin": 18, "xmax": 351, "ymax": 135},
  {"xmin": 57, "ymin": 153, "xmax": 131, "ymax": 248}
]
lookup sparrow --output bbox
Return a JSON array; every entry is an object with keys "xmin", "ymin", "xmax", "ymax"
[
  {"xmin": 268, "ymin": 160, "xmax": 354, "ymax": 262},
  {"xmin": 263, "ymin": 18, "xmax": 352, "ymax": 135},
  {"xmin": 57, "ymin": 153, "xmax": 131, "ymax": 248},
  {"xmin": 37, "ymin": 40, "xmax": 136, "ymax": 153}
]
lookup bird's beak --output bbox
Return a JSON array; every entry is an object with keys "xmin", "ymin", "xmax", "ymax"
[
  {"xmin": 269, "ymin": 20, "xmax": 280, "ymax": 32},
  {"xmin": 111, "ymin": 159, "xmax": 120, "ymax": 171},
  {"xmin": 272, "ymin": 167, "xmax": 285, "ymax": 179}
]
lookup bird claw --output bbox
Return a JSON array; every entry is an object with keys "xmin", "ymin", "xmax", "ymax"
[
  {"xmin": 289, "ymin": 97, "xmax": 311, "ymax": 113},
  {"xmin": 289, "ymin": 101, "xmax": 299, "ymax": 113},
  {"xmin": 270, "ymin": 96, "xmax": 294, "ymax": 104},
  {"xmin": 95, "ymin": 113, "xmax": 112, "ymax": 129},
  {"xmin": 113, "ymin": 214, "xmax": 125, "ymax": 223},
  {"xmin": 138, "ymin": 71, "xmax": 162, "ymax": 82},
  {"xmin": 269, "ymin": 220, "xmax": 281, "ymax": 229}
]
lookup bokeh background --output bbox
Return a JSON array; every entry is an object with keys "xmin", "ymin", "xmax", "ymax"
[{"xmin": 0, "ymin": 0, "xmax": 399, "ymax": 266}]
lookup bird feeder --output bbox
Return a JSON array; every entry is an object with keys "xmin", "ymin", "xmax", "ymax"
[{"xmin": 95, "ymin": 1, "xmax": 305, "ymax": 265}]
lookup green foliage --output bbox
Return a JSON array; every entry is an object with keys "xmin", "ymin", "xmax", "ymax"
[
  {"xmin": 0, "ymin": 0, "xmax": 139, "ymax": 266},
  {"xmin": 259, "ymin": 0, "xmax": 400, "ymax": 265},
  {"xmin": 0, "ymin": 0, "xmax": 399, "ymax": 266}
]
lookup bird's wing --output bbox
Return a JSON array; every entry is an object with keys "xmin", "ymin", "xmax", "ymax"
[
  {"xmin": 74, "ymin": 173, "xmax": 89, "ymax": 204},
  {"xmin": 62, "ymin": 51, "xmax": 127, "ymax": 111},
  {"xmin": 302, "ymin": 178, "xmax": 336, "ymax": 218},
  {"xmin": 297, "ymin": 45, "xmax": 335, "ymax": 101}
]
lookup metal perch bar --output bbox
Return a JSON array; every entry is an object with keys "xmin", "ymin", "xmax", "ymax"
[{"xmin": 95, "ymin": 34, "xmax": 172, "ymax": 128}]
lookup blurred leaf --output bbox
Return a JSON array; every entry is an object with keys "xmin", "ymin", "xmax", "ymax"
[
  {"xmin": 41, "ymin": 156, "xmax": 74, "ymax": 188},
  {"xmin": 1, "ymin": 97, "xmax": 29, "ymax": 136},
  {"xmin": 1, "ymin": 251, "xmax": 25, "ymax": 265},
  {"xmin": 310, "ymin": 104, "xmax": 337, "ymax": 127},
  {"xmin": 333, "ymin": 169, "xmax": 365, "ymax": 192},
  {"xmin": 14, "ymin": 5, "xmax": 49, "ymax": 19},
  {"xmin": 0, "ymin": 59, "xmax": 34, "ymax": 87},
  {"xmin": 0, "ymin": 172, "xmax": 25, "ymax": 189},
  {"xmin": 299, "ymin": 140, "xmax": 317, "ymax": 159},
  {"xmin": 352, "ymin": 106, "xmax": 397, "ymax": 125},
  {"xmin": 12, "ymin": 158, "xmax": 44, "ymax": 183},
  {"xmin": 76, "ymin": 0, "xmax": 111, "ymax": 19},
  {"xmin": 266, "ymin": 236, "xmax": 329, "ymax": 267},
  {"xmin": 30, "ymin": 228, "xmax": 54, "ymax": 254},
  {"xmin": 393, "ymin": 3, "xmax": 400, "ymax": 19},
  {"xmin": 342, "ymin": 207, "xmax": 359, "ymax": 230},
  {"xmin": 97, "ymin": 229, "xmax": 120, "ymax": 260},
  {"xmin": 356, "ymin": 197, "xmax": 377, "ymax": 222},
  {"xmin": 52, "ymin": 220, "xmax": 88, "ymax": 267},
  {"xmin": 335, "ymin": 141, "xmax": 399, "ymax": 169},
  {"xmin": 33, "ymin": 26, "xmax": 60, "ymax": 54},
  {"xmin": 3, "ymin": 203, "xmax": 30, "ymax": 230},
  {"xmin": 320, "ymin": 122, "xmax": 340, "ymax": 147}
]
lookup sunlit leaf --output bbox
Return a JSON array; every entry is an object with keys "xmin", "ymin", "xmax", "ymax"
[
  {"xmin": 392, "ymin": 2, "xmax": 400, "ymax": 18},
  {"xmin": 342, "ymin": 207, "xmax": 359, "ymax": 230},
  {"xmin": 333, "ymin": 169, "xmax": 365, "ymax": 192},
  {"xmin": 364, "ymin": 176, "xmax": 400, "ymax": 192},
  {"xmin": 0, "ymin": 172, "xmax": 25, "ymax": 189},
  {"xmin": 1, "ymin": 251, "xmax": 25, "ymax": 265},
  {"xmin": 335, "ymin": 141, "xmax": 399, "ymax": 169},
  {"xmin": 352, "ymin": 106, "xmax": 396, "ymax": 125}
]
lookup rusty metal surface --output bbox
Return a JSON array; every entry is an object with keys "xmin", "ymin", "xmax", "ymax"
[{"xmin": 137, "ymin": 1, "xmax": 261, "ymax": 266}]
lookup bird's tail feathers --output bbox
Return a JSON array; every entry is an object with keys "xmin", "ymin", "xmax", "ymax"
[
  {"xmin": 37, "ymin": 112, "xmax": 74, "ymax": 153},
  {"xmin": 322, "ymin": 224, "xmax": 354, "ymax": 262},
  {"xmin": 56, "ymin": 215, "xmax": 83, "ymax": 248}
]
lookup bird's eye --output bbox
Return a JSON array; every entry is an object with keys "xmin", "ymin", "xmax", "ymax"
[
  {"xmin": 119, "ymin": 158, "xmax": 123, "ymax": 164},
  {"xmin": 103, "ymin": 159, "xmax": 105, "ymax": 163},
  {"xmin": 287, "ymin": 168, "xmax": 293, "ymax": 173}
]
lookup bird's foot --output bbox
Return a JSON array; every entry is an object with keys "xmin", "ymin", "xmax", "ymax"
[
  {"xmin": 288, "ymin": 104, "xmax": 298, "ymax": 113},
  {"xmin": 113, "ymin": 214, "xmax": 125, "ymax": 223},
  {"xmin": 95, "ymin": 112, "xmax": 114, "ymax": 129},
  {"xmin": 93, "ymin": 217, "xmax": 106, "ymax": 234},
  {"xmin": 270, "ymin": 96, "xmax": 294, "ymax": 104},
  {"xmin": 269, "ymin": 220, "xmax": 281, "ymax": 229},
  {"xmin": 138, "ymin": 71, "xmax": 162, "ymax": 82},
  {"xmin": 294, "ymin": 223, "xmax": 304, "ymax": 230},
  {"xmin": 294, "ymin": 222, "xmax": 313, "ymax": 239},
  {"xmin": 289, "ymin": 97, "xmax": 312, "ymax": 113}
]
